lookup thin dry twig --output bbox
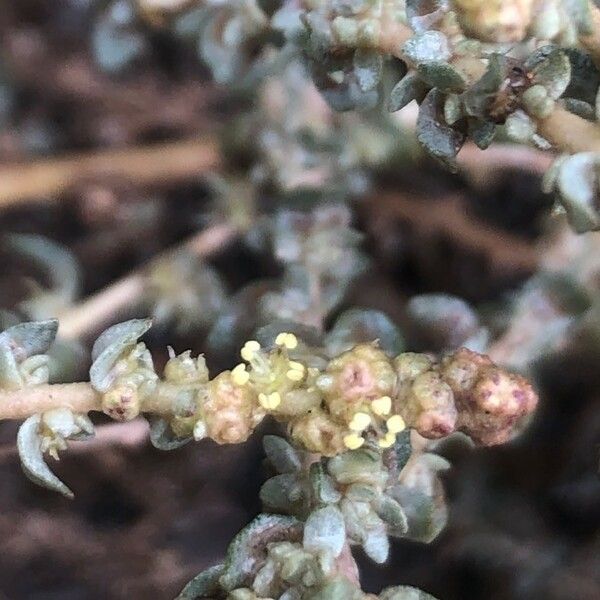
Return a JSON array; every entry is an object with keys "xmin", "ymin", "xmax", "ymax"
[
  {"xmin": 0, "ymin": 136, "xmax": 221, "ymax": 207},
  {"xmin": 57, "ymin": 222, "xmax": 238, "ymax": 340}
]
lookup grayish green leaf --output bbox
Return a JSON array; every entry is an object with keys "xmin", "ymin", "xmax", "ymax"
[
  {"xmin": 325, "ymin": 308, "xmax": 404, "ymax": 356},
  {"xmin": 263, "ymin": 435, "xmax": 302, "ymax": 473},
  {"xmin": 353, "ymin": 49, "xmax": 383, "ymax": 92},
  {"xmin": 417, "ymin": 62, "xmax": 466, "ymax": 93},
  {"xmin": 416, "ymin": 88, "xmax": 466, "ymax": 170},
  {"xmin": 148, "ymin": 417, "xmax": 192, "ymax": 451},
  {"xmin": 176, "ymin": 564, "xmax": 224, "ymax": 600},
  {"xmin": 373, "ymin": 495, "xmax": 408, "ymax": 535},
  {"xmin": 310, "ymin": 462, "xmax": 342, "ymax": 505},
  {"xmin": 17, "ymin": 414, "xmax": 73, "ymax": 499},
  {"xmin": 303, "ymin": 506, "xmax": 345, "ymax": 557},
  {"xmin": 90, "ymin": 318, "xmax": 152, "ymax": 392},
  {"xmin": 379, "ymin": 586, "xmax": 439, "ymax": 600},
  {"xmin": 388, "ymin": 73, "xmax": 429, "ymax": 113},
  {"xmin": 525, "ymin": 45, "xmax": 571, "ymax": 99},
  {"xmin": 403, "ymin": 31, "xmax": 450, "ymax": 64},
  {"xmin": 260, "ymin": 473, "xmax": 304, "ymax": 513},
  {"xmin": 220, "ymin": 514, "xmax": 302, "ymax": 590}
]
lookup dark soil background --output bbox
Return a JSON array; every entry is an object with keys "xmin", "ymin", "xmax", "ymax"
[{"xmin": 0, "ymin": 2, "xmax": 598, "ymax": 599}]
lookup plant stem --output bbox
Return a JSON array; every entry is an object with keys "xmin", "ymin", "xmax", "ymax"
[
  {"xmin": 535, "ymin": 105, "xmax": 600, "ymax": 154},
  {"xmin": 0, "ymin": 383, "xmax": 100, "ymax": 420},
  {"xmin": 0, "ymin": 381, "xmax": 178, "ymax": 422},
  {"xmin": 58, "ymin": 222, "xmax": 238, "ymax": 339},
  {"xmin": 0, "ymin": 136, "xmax": 220, "ymax": 208}
]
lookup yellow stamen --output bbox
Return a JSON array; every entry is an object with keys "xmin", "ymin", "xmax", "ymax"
[
  {"xmin": 231, "ymin": 364, "xmax": 250, "ymax": 386},
  {"xmin": 343, "ymin": 433, "xmax": 365, "ymax": 450},
  {"xmin": 371, "ymin": 396, "xmax": 392, "ymax": 416},
  {"xmin": 386, "ymin": 415, "xmax": 406, "ymax": 434},
  {"xmin": 288, "ymin": 360, "xmax": 305, "ymax": 372},
  {"xmin": 378, "ymin": 432, "xmax": 396, "ymax": 448},
  {"xmin": 349, "ymin": 412, "xmax": 371, "ymax": 431},
  {"xmin": 275, "ymin": 332, "xmax": 298, "ymax": 349},
  {"xmin": 259, "ymin": 391, "xmax": 281, "ymax": 410},
  {"xmin": 286, "ymin": 370, "xmax": 304, "ymax": 382},
  {"xmin": 241, "ymin": 340, "xmax": 261, "ymax": 361}
]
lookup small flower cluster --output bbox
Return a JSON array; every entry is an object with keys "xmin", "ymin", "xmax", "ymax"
[{"xmin": 89, "ymin": 318, "xmax": 538, "ymax": 455}]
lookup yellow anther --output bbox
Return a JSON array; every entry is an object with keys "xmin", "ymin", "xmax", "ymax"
[
  {"xmin": 378, "ymin": 432, "xmax": 396, "ymax": 448},
  {"xmin": 386, "ymin": 414, "xmax": 406, "ymax": 434},
  {"xmin": 371, "ymin": 396, "xmax": 392, "ymax": 416},
  {"xmin": 343, "ymin": 433, "xmax": 365, "ymax": 450},
  {"xmin": 349, "ymin": 412, "xmax": 371, "ymax": 431},
  {"xmin": 231, "ymin": 364, "xmax": 250, "ymax": 386},
  {"xmin": 275, "ymin": 332, "xmax": 298, "ymax": 349},
  {"xmin": 286, "ymin": 369, "xmax": 304, "ymax": 382},
  {"xmin": 288, "ymin": 360, "xmax": 305, "ymax": 372},
  {"xmin": 241, "ymin": 340, "xmax": 261, "ymax": 361},
  {"xmin": 259, "ymin": 391, "xmax": 281, "ymax": 410}
]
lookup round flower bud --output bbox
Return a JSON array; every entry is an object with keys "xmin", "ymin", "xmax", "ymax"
[
  {"xmin": 101, "ymin": 383, "xmax": 141, "ymax": 421},
  {"xmin": 440, "ymin": 347, "xmax": 492, "ymax": 398},
  {"xmin": 203, "ymin": 371, "xmax": 262, "ymax": 444},
  {"xmin": 317, "ymin": 344, "xmax": 396, "ymax": 425},
  {"xmin": 401, "ymin": 371, "xmax": 457, "ymax": 439},
  {"xmin": 457, "ymin": 366, "xmax": 538, "ymax": 445},
  {"xmin": 289, "ymin": 409, "xmax": 347, "ymax": 456}
]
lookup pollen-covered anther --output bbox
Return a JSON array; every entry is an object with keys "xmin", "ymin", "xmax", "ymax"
[
  {"xmin": 371, "ymin": 395, "xmax": 392, "ymax": 416},
  {"xmin": 378, "ymin": 431, "xmax": 396, "ymax": 448},
  {"xmin": 275, "ymin": 332, "xmax": 298, "ymax": 349},
  {"xmin": 343, "ymin": 432, "xmax": 365, "ymax": 450},
  {"xmin": 386, "ymin": 414, "xmax": 406, "ymax": 434},
  {"xmin": 286, "ymin": 360, "xmax": 306, "ymax": 381},
  {"xmin": 231, "ymin": 363, "xmax": 250, "ymax": 386},
  {"xmin": 259, "ymin": 391, "xmax": 282, "ymax": 410},
  {"xmin": 349, "ymin": 411, "xmax": 371, "ymax": 431},
  {"xmin": 240, "ymin": 340, "xmax": 261, "ymax": 361}
]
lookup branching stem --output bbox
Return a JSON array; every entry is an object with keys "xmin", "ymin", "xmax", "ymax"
[{"xmin": 535, "ymin": 105, "xmax": 600, "ymax": 154}]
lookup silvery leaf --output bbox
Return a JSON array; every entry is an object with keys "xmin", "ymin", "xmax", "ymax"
[
  {"xmin": 17, "ymin": 414, "xmax": 73, "ymax": 499},
  {"xmin": 325, "ymin": 308, "xmax": 404, "ymax": 356},
  {"xmin": 388, "ymin": 484, "xmax": 447, "ymax": 543},
  {"xmin": 388, "ymin": 72, "xmax": 429, "ymax": 112},
  {"xmin": 380, "ymin": 586, "xmax": 439, "ymax": 600},
  {"xmin": 148, "ymin": 417, "xmax": 192, "ymax": 451},
  {"xmin": 176, "ymin": 564, "xmax": 224, "ymax": 600},
  {"xmin": 468, "ymin": 118, "xmax": 496, "ymax": 150},
  {"xmin": 220, "ymin": 514, "xmax": 302, "ymax": 590},
  {"xmin": 0, "ymin": 319, "xmax": 59, "ymax": 360},
  {"xmin": 328, "ymin": 448, "xmax": 385, "ymax": 486},
  {"xmin": 260, "ymin": 473, "xmax": 304, "ymax": 513},
  {"xmin": 90, "ymin": 318, "xmax": 152, "ymax": 392},
  {"xmin": 395, "ymin": 429, "xmax": 413, "ymax": 473},
  {"xmin": 417, "ymin": 88, "xmax": 466, "ymax": 171},
  {"xmin": 402, "ymin": 31, "xmax": 450, "ymax": 64},
  {"xmin": 373, "ymin": 495, "xmax": 408, "ymax": 535},
  {"xmin": 417, "ymin": 61, "xmax": 467, "ymax": 93},
  {"xmin": 524, "ymin": 45, "xmax": 571, "ymax": 99},
  {"xmin": 362, "ymin": 523, "xmax": 389, "ymax": 563},
  {"xmin": 310, "ymin": 462, "xmax": 342, "ymax": 505},
  {"xmin": 92, "ymin": 318, "xmax": 152, "ymax": 361},
  {"xmin": 263, "ymin": 435, "xmax": 301, "ymax": 473},
  {"xmin": 353, "ymin": 49, "xmax": 383, "ymax": 92},
  {"xmin": 303, "ymin": 506, "xmax": 345, "ymax": 557}
]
